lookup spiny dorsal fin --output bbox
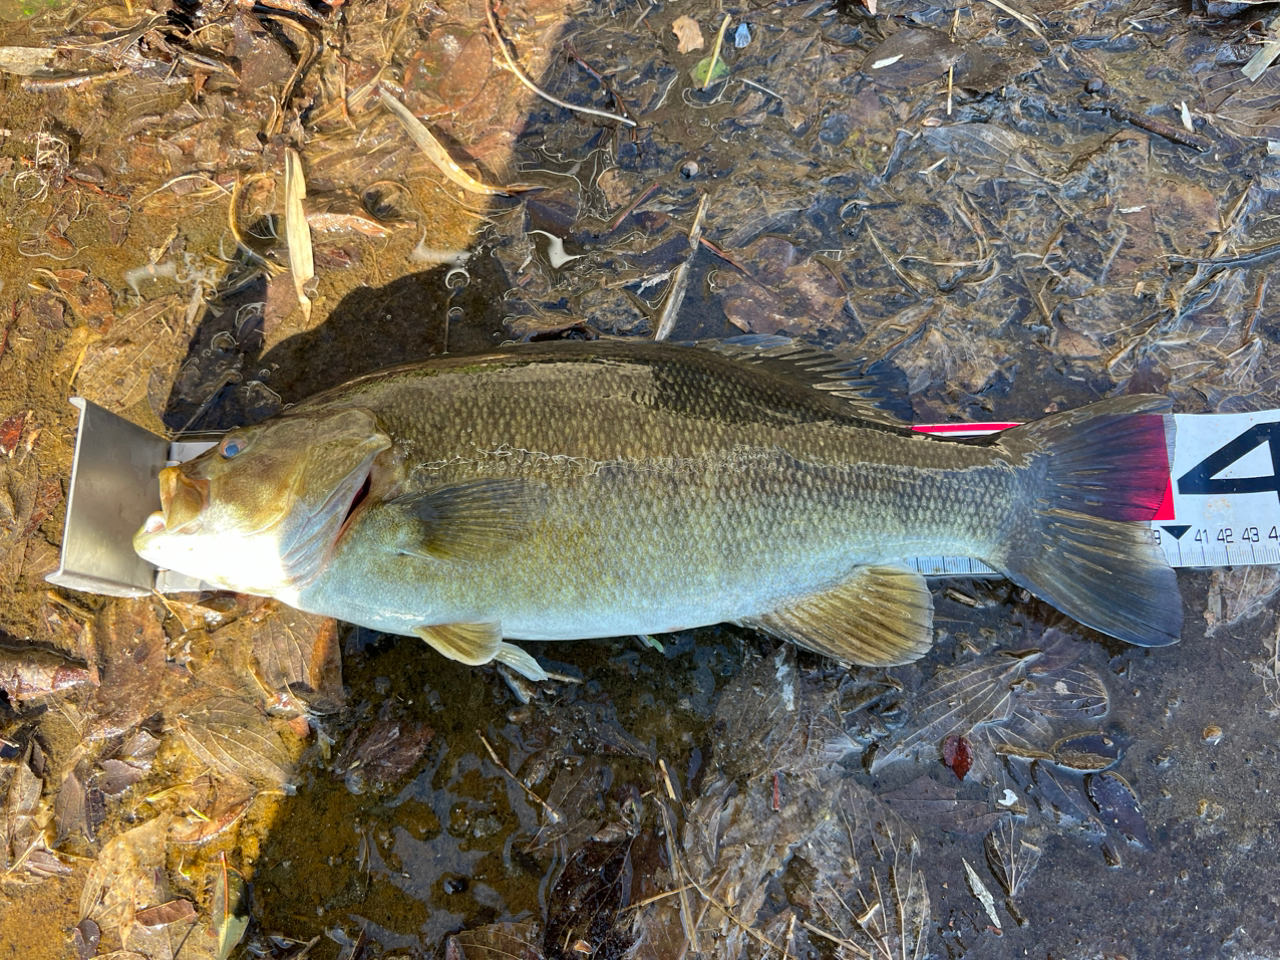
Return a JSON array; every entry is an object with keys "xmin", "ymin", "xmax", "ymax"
[
  {"xmin": 391, "ymin": 479, "xmax": 539, "ymax": 562},
  {"xmin": 694, "ymin": 335, "xmax": 914, "ymax": 427},
  {"xmin": 741, "ymin": 563, "xmax": 934, "ymax": 667}
]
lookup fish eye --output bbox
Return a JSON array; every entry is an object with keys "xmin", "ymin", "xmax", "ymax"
[{"xmin": 219, "ymin": 435, "xmax": 246, "ymax": 459}]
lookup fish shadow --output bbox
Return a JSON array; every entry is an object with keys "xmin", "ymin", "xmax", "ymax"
[{"xmin": 157, "ymin": 239, "xmax": 512, "ymax": 433}]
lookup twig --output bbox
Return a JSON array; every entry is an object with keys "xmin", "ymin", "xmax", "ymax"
[
  {"xmin": 1167, "ymin": 238, "xmax": 1280, "ymax": 269},
  {"xmin": 699, "ymin": 236, "xmax": 749, "ymax": 273},
  {"xmin": 605, "ymin": 182, "xmax": 659, "ymax": 233},
  {"xmin": 477, "ymin": 731, "xmax": 561, "ymax": 822},
  {"xmin": 1085, "ymin": 96, "xmax": 1212, "ymax": 152},
  {"xmin": 564, "ymin": 41, "xmax": 634, "ymax": 123},
  {"xmin": 486, "ymin": 0, "xmax": 636, "ymax": 127},
  {"xmin": 626, "ymin": 883, "xmax": 697, "ymax": 911}
]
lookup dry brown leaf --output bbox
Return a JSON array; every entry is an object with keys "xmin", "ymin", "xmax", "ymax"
[{"xmin": 671, "ymin": 15, "xmax": 704, "ymax": 54}]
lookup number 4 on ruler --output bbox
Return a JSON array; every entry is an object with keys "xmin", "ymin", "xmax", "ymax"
[{"xmin": 1178, "ymin": 423, "xmax": 1280, "ymax": 502}]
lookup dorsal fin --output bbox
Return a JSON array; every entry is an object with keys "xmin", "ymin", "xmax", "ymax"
[{"xmin": 693, "ymin": 336, "xmax": 914, "ymax": 427}]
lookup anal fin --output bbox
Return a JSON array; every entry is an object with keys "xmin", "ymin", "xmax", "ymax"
[
  {"xmin": 414, "ymin": 621, "xmax": 547, "ymax": 680},
  {"xmin": 741, "ymin": 564, "xmax": 934, "ymax": 667}
]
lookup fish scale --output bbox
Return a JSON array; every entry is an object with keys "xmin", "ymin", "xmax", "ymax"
[{"xmin": 134, "ymin": 339, "xmax": 1182, "ymax": 680}]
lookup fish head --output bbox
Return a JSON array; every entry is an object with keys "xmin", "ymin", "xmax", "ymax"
[{"xmin": 133, "ymin": 407, "xmax": 391, "ymax": 594}]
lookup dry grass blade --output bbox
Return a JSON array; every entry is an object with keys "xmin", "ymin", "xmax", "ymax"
[
  {"xmin": 284, "ymin": 148, "xmax": 315, "ymax": 324},
  {"xmin": 702, "ymin": 15, "xmax": 732, "ymax": 91},
  {"xmin": 379, "ymin": 88, "xmax": 524, "ymax": 196},
  {"xmin": 654, "ymin": 194, "xmax": 708, "ymax": 341},
  {"xmin": 1241, "ymin": 27, "xmax": 1280, "ymax": 82},
  {"xmin": 805, "ymin": 809, "xmax": 930, "ymax": 960},
  {"xmin": 445, "ymin": 921, "xmax": 544, "ymax": 959},
  {"xmin": 979, "ymin": 0, "xmax": 1046, "ymax": 41}
]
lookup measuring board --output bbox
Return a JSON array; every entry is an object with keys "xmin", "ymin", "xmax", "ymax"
[{"xmin": 909, "ymin": 411, "xmax": 1280, "ymax": 576}]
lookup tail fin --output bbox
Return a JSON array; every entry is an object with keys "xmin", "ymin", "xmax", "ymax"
[{"xmin": 995, "ymin": 395, "xmax": 1182, "ymax": 647}]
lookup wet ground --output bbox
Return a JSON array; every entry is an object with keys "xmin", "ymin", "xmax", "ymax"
[{"xmin": 1, "ymin": 0, "xmax": 1280, "ymax": 957}]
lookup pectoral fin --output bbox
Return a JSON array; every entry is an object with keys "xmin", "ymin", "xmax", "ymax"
[
  {"xmin": 392, "ymin": 479, "xmax": 539, "ymax": 562},
  {"xmin": 741, "ymin": 564, "xmax": 934, "ymax": 667},
  {"xmin": 414, "ymin": 622, "xmax": 547, "ymax": 681}
]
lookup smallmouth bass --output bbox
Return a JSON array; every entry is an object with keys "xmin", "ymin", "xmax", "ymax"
[{"xmin": 133, "ymin": 339, "xmax": 1181, "ymax": 679}]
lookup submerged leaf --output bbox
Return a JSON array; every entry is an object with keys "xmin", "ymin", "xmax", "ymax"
[
  {"xmin": 878, "ymin": 775, "xmax": 1003, "ymax": 835},
  {"xmin": 710, "ymin": 646, "xmax": 849, "ymax": 782},
  {"xmin": 211, "ymin": 853, "xmax": 249, "ymax": 960},
  {"xmin": 984, "ymin": 817, "xmax": 1042, "ymax": 898},
  {"xmin": 173, "ymin": 696, "xmax": 296, "ymax": 792},
  {"xmin": 249, "ymin": 604, "xmax": 344, "ymax": 712},
  {"xmin": 690, "ymin": 55, "xmax": 729, "ymax": 87},
  {"xmin": 445, "ymin": 922, "xmax": 544, "ymax": 960},
  {"xmin": 871, "ymin": 651, "xmax": 1040, "ymax": 771},
  {"xmin": 135, "ymin": 898, "xmax": 196, "ymax": 927},
  {"xmin": 80, "ymin": 814, "xmax": 172, "ymax": 938},
  {"xmin": 527, "ymin": 756, "xmax": 611, "ymax": 853},
  {"xmin": 1087, "ymin": 771, "xmax": 1151, "ymax": 849}
]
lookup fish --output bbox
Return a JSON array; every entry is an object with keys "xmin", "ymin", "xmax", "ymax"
[{"xmin": 132, "ymin": 338, "xmax": 1182, "ymax": 681}]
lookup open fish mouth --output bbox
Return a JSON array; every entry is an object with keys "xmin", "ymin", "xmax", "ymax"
[{"xmin": 148, "ymin": 465, "xmax": 208, "ymax": 534}]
